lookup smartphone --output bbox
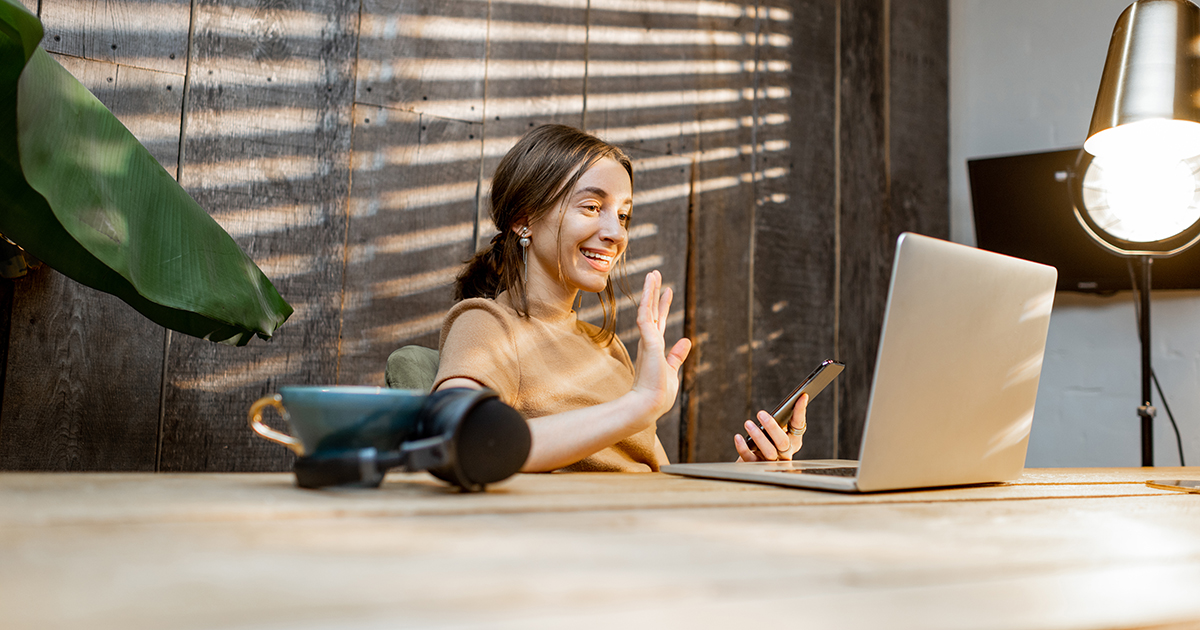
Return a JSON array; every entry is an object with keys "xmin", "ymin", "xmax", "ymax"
[{"xmin": 745, "ymin": 359, "xmax": 845, "ymax": 456}]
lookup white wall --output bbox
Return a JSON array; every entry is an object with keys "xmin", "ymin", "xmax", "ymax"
[{"xmin": 950, "ymin": 0, "xmax": 1200, "ymax": 467}]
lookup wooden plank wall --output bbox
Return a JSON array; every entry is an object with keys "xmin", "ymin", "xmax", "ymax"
[
  {"xmin": 833, "ymin": 0, "xmax": 949, "ymax": 459},
  {"xmin": 0, "ymin": 0, "xmax": 947, "ymax": 470},
  {"xmin": 694, "ymin": 0, "xmax": 949, "ymax": 461}
]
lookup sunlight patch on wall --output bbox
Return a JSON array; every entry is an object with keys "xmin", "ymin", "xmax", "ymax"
[
  {"xmin": 348, "ymin": 181, "xmax": 478, "ymax": 216},
  {"xmin": 600, "ymin": 113, "xmax": 789, "ymax": 150},
  {"xmin": 181, "ymin": 156, "xmax": 322, "ymax": 188},
  {"xmin": 361, "ymin": 11, "xmax": 478, "ymax": 41},
  {"xmin": 254, "ymin": 253, "xmax": 318, "ymax": 279},
  {"xmin": 630, "ymin": 139, "xmax": 793, "ymax": 207},
  {"xmin": 478, "ymin": 93, "xmax": 586, "ymax": 120},
  {"xmin": 368, "ymin": 312, "xmax": 447, "ymax": 344},
  {"xmin": 43, "ymin": 1, "xmax": 191, "ymax": 34},
  {"xmin": 587, "ymin": 88, "xmax": 737, "ymax": 112},
  {"xmin": 588, "ymin": 24, "xmax": 790, "ymax": 48},
  {"xmin": 628, "ymin": 223, "xmax": 659, "ymax": 240},
  {"xmin": 371, "ymin": 264, "xmax": 464, "ymax": 299},
  {"xmin": 187, "ymin": 106, "xmax": 325, "ymax": 139},
  {"xmin": 369, "ymin": 15, "xmax": 503, "ymax": 42},
  {"xmin": 374, "ymin": 14, "xmax": 788, "ymax": 48},
  {"xmin": 363, "ymin": 58, "xmax": 789, "ymax": 83},
  {"xmin": 466, "ymin": 0, "xmax": 791, "ymax": 22},
  {"xmin": 173, "ymin": 352, "xmax": 307, "ymax": 391},
  {"xmin": 623, "ymin": 254, "xmax": 666, "ymax": 276},
  {"xmin": 351, "ymin": 138, "xmax": 484, "ymax": 170},
  {"xmin": 588, "ymin": 58, "xmax": 790, "ymax": 78},
  {"xmin": 636, "ymin": 182, "xmax": 692, "ymax": 206},
  {"xmin": 211, "ymin": 203, "xmax": 322, "ymax": 237},
  {"xmin": 592, "ymin": 0, "xmax": 790, "ymax": 21},
  {"xmin": 360, "ymin": 222, "xmax": 476, "ymax": 260},
  {"xmin": 205, "ymin": 7, "xmax": 336, "ymax": 39},
  {"xmin": 359, "ymin": 58, "xmax": 494, "ymax": 83}
]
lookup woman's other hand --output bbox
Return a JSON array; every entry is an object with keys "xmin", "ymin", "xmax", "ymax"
[
  {"xmin": 630, "ymin": 270, "xmax": 692, "ymax": 421},
  {"xmin": 734, "ymin": 393, "xmax": 808, "ymax": 462}
]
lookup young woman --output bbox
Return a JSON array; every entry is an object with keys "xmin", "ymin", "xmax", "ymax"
[{"xmin": 433, "ymin": 124, "xmax": 807, "ymax": 472}]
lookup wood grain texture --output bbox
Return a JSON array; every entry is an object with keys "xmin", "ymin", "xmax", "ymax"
[
  {"xmin": 584, "ymin": 0, "xmax": 705, "ymax": 158},
  {"xmin": 39, "ymin": 0, "xmax": 190, "ymax": 74},
  {"xmin": 159, "ymin": 0, "xmax": 358, "ymax": 471},
  {"xmin": 5, "ymin": 471, "xmax": 1200, "ymax": 630},
  {"xmin": 1, "ymin": 469, "xmax": 1192, "ymax": 526},
  {"xmin": 889, "ymin": 0, "xmax": 949, "ymax": 241},
  {"xmin": 347, "ymin": 0, "xmax": 487, "ymax": 385},
  {"xmin": 835, "ymin": 0, "xmax": 950, "ymax": 459},
  {"xmin": 836, "ymin": 0, "xmax": 890, "ymax": 460},
  {"xmin": 337, "ymin": 108, "xmax": 483, "ymax": 385},
  {"xmin": 355, "ymin": 0, "xmax": 487, "ymax": 123},
  {"xmin": 752, "ymin": 0, "xmax": 840, "ymax": 459},
  {"xmin": 689, "ymin": 2, "xmax": 759, "ymax": 463},
  {"xmin": 0, "ymin": 269, "xmax": 162, "ymax": 471},
  {"xmin": 483, "ymin": 0, "xmax": 587, "ymax": 130}
]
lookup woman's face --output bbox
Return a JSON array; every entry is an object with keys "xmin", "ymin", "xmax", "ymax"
[{"xmin": 522, "ymin": 156, "xmax": 632, "ymax": 300}]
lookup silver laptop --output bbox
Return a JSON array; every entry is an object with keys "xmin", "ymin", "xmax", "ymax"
[{"xmin": 662, "ymin": 232, "xmax": 1057, "ymax": 492}]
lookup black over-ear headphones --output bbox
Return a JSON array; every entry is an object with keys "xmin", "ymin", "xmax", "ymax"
[{"xmin": 292, "ymin": 388, "xmax": 531, "ymax": 492}]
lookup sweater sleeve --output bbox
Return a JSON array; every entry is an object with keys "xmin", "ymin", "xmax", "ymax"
[{"xmin": 434, "ymin": 299, "xmax": 521, "ymax": 403}]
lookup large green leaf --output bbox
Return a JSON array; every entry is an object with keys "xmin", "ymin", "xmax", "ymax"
[{"xmin": 0, "ymin": 0, "xmax": 292, "ymax": 345}]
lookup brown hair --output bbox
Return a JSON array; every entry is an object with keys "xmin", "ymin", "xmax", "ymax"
[{"xmin": 455, "ymin": 124, "xmax": 633, "ymax": 343}]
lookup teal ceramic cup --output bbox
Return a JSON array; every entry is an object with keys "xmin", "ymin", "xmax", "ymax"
[{"xmin": 248, "ymin": 386, "xmax": 427, "ymax": 456}]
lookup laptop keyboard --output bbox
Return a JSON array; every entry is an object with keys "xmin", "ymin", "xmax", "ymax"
[{"xmin": 778, "ymin": 466, "xmax": 858, "ymax": 477}]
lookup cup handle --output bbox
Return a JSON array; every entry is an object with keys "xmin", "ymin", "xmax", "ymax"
[{"xmin": 247, "ymin": 394, "xmax": 305, "ymax": 455}]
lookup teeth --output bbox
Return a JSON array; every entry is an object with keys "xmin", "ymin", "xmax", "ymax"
[{"xmin": 583, "ymin": 251, "xmax": 612, "ymax": 263}]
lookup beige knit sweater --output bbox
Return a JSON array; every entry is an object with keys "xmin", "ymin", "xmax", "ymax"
[{"xmin": 434, "ymin": 292, "xmax": 664, "ymax": 472}]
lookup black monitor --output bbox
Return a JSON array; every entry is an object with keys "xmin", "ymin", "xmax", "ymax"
[{"xmin": 968, "ymin": 147, "xmax": 1200, "ymax": 292}]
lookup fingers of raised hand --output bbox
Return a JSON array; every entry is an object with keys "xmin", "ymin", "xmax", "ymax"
[
  {"xmin": 638, "ymin": 271, "xmax": 662, "ymax": 328},
  {"xmin": 656, "ymin": 285, "xmax": 672, "ymax": 333}
]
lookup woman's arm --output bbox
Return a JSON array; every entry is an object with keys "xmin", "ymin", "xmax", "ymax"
[
  {"xmin": 438, "ymin": 271, "xmax": 690, "ymax": 472},
  {"xmin": 438, "ymin": 374, "xmax": 668, "ymax": 471}
]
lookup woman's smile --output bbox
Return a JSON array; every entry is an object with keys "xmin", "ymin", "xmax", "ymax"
[{"xmin": 581, "ymin": 247, "xmax": 617, "ymax": 272}]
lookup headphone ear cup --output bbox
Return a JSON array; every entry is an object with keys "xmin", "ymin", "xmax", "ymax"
[
  {"xmin": 435, "ymin": 396, "xmax": 530, "ymax": 489},
  {"xmin": 412, "ymin": 388, "xmax": 531, "ymax": 491},
  {"xmin": 412, "ymin": 388, "xmax": 466, "ymax": 440}
]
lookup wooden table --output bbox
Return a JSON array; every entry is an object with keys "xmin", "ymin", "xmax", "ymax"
[{"xmin": 3, "ymin": 468, "xmax": 1200, "ymax": 629}]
